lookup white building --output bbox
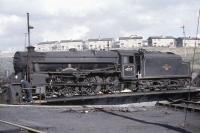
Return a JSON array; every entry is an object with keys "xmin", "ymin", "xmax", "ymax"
[
  {"xmin": 142, "ymin": 40, "xmax": 148, "ymax": 47},
  {"xmin": 87, "ymin": 38, "xmax": 114, "ymax": 50},
  {"xmin": 60, "ymin": 40, "xmax": 84, "ymax": 51},
  {"xmin": 148, "ymin": 36, "xmax": 176, "ymax": 47},
  {"xmin": 119, "ymin": 36, "xmax": 143, "ymax": 48},
  {"xmin": 35, "ymin": 41, "xmax": 59, "ymax": 52},
  {"xmin": 112, "ymin": 41, "xmax": 120, "ymax": 48},
  {"xmin": 176, "ymin": 37, "xmax": 200, "ymax": 47}
]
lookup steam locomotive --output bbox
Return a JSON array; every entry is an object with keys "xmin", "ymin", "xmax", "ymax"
[{"xmin": 13, "ymin": 46, "xmax": 191, "ymax": 98}]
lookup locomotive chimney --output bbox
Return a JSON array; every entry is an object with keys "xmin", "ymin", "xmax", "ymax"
[{"xmin": 27, "ymin": 45, "xmax": 35, "ymax": 52}]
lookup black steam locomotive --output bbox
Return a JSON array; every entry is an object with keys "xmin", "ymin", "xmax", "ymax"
[{"xmin": 13, "ymin": 46, "xmax": 191, "ymax": 98}]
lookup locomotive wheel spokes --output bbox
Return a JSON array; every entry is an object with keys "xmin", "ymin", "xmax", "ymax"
[
  {"xmin": 106, "ymin": 76, "xmax": 120, "ymax": 93},
  {"xmin": 81, "ymin": 86, "xmax": 95, "ymax": 96},
  {"xmin": 60, "ymin": 87, "xmax": 75, "ymax": 97},
  {"xmin": 59, "ymin": 80, "xmax": 75, "ymax": 97},
  {"xmin": 81, "ymin": 76, "xmax": 100, "ymax": 95}
]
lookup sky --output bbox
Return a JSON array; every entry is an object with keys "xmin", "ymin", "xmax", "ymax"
[{"xmin": 0, "ymin": 0, "xmax": 200, "ymax": 51}]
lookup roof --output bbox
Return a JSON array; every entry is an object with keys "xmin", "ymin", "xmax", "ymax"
[
  {"xmin": 119, "ymin": 36, "xmax": 143, "ymax": 40},
  {"xmin": 88, "ymin": 38, "xmax": 113, "ymax": 42},
  {"xmin": 177, "ymin": 37, "xmax": 200, "ymax": 40},
  {"xmin": 148, "ymin": 36, "xmax": 175, "ymax": 39},
  {"xmin": 60, "ymin": 40, "xmax": 83, "ymax": 43},
  {"xmin": 37, "ymin": 41, "xmax": 59, "ymax": 45},
  {"xmin": 112, "ymin": 49, "xmax": 138, "ymax": 56}
]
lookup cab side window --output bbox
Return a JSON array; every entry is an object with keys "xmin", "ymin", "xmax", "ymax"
[
  {"xmin": 129, "ymin": 56, "xmax": 134, "ymax": 63},
  {"xmin": 123, "ymin": 56, "xmax": 134, "ymax": 64}
]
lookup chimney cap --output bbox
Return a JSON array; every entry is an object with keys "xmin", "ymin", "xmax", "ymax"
[{"xmin": 26, "ymin": 45, "xmax": 35, "ymax": 52}]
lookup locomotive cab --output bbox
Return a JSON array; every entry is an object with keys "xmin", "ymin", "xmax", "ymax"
[{"xmin": 113, "ymin": 50, "xmax": 138, "ymax": 80}]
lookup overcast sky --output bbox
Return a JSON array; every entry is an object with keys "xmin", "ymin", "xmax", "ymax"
[{"xmin": 0, "ymin": 0, "xmax": 200, "ymax": 51}]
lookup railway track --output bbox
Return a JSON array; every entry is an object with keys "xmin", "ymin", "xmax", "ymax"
[
  {"xmin": 0, "ymin": 119, "xmax": 45, "ymax": 133},
  {"xmin": 42, "ymin": 88, "xmax": 200, "ymax": 105},
  {"xmin": 157, "ymin": 100, "xmax": 200, "ymax": 112}
]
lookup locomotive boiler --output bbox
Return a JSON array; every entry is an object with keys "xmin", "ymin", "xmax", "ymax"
[{"xmin": 13, "ymin": 46, "xmax": 191, "ymax": 98}]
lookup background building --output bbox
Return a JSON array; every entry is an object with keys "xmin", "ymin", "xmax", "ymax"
[
  {"xmin": 60, "ymin": 40, "xmax": 84, "ymax": 51},
  {"xmin": 87, "ymin": 38, "xmax": 114, "ymax": 50},
  {"xmin": 119, "ymin": 36, "xmax": 143, "ymax": 48},
  {"xmin": 35, "ymin": 41, "xmax": 59, "ymax": 52},
  {"xmin": 148, "ymin": 36, "xmax": 176, "ymax": 47},
  {"xmin": 142, "ymin": 40, "xmax": 148, "ymax": 47},
  {"xmin": 176, "ymin": 37, "xmax": 200, "ymax": 47},
  {"xmin": 34, "ymin": 35, "xmax": 200, "ymax": 52},
  {"xmin": 112, "ymin": 41, "xmax": 120, "ymax": 48}
]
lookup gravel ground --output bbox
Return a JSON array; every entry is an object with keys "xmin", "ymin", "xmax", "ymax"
[{"xmin": 0, "ymin": 103, "xmax": 200, "ymax": 133}]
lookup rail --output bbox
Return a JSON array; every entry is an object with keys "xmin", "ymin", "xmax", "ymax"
[
  {"xmin": 0, "ymin": 119, "xmax": 45, "ymax": 133},
  {"xmin": 157, "ymin": 100, "xmax": 200, "ymax": 112}
]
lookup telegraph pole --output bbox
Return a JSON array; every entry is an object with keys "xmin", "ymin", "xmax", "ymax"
[
  {"xmin": 181, "ymin": 25, "xmax": 187, "ymax": 57},
  {"xmin": 26, "ymin": 13, "xmax": 34, "ymax": 82},
  {"xmin": 27, "ymin": 13, "xmax": 31, "ymax": 47},
  {"xmin": 181, "ymin": 25, "xmax": 186, "ymax": 43},
  {"xmin": 27, "ymin": 13, "xmax": 34, "ymax": 47},
  {"xmin": 24, "ymin": 33, "xmax": 27, "ymax": 50}
]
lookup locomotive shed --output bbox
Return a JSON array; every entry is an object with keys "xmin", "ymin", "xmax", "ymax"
[{"xmin": 42, "ymin": 87, "xmax": 200, "ymax": 105}]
